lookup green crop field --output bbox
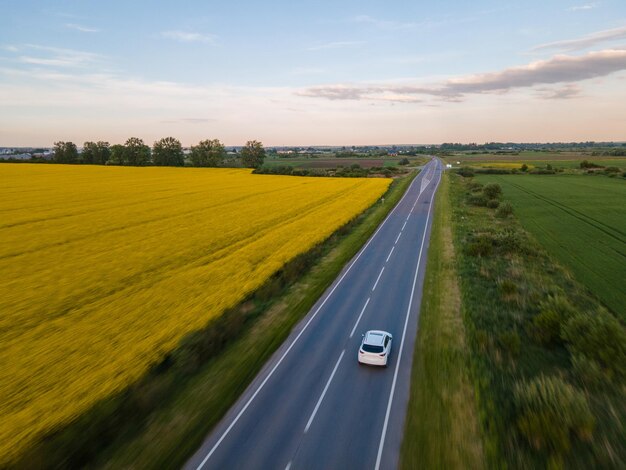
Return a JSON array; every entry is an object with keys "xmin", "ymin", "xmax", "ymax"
[{"xmin": 475, "ymin": 174, "xmax": 626, "ymax": 318}]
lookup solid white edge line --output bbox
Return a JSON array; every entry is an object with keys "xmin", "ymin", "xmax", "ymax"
[
  {"xmin": 349, "ymin": 297, "xmax": 371, "ymax": 338},
  {"xmin": 374, "ymin": 161, "xmax": 442, "ymax": 470},
  {"xmin": 304, "ymin": 350, "xmax": 345, "ymax": 433},
  {"xmin": 194, "ymin": 161, "xmax": 434, "ymax": 470},
  {"xmin": 372, "ymin": 266, "xmax": 385, "ymax": 292},
  {"xmin": 385, "ymin": 246, "xmax": 395, "ymax": 263}
]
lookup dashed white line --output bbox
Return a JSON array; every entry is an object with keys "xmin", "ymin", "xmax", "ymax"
[
  {"xmin": 192, "ymin": 161, "xmax": 434, "ymax": 470},
  {"xmin": 374, "ymin": 162, "xmax": 442, "ymax": 470},
  {"xmin": 385, "ymin": 246, "xmax": 395, "ymax": 263},
  {"xmin": 285, "ymin": 462, "xmax": 292, "ymax": 470},
  {"xmin": 372, "ymin": 266, "xmax": 385, "ymax": 292},
  {"xmin": 349, "ymin": 298, "xmax": 370, "ymax": 338},
  {"xmin": 401, "ymin": 220, "xmax": 407, "ymax": 231},
  {"xmin": 304, "ymin": 350, "xmax": 345, "ymax": 433},
  {"xmin": 394, "ymin": 232, "xmax": 402, "ymax": 244}
]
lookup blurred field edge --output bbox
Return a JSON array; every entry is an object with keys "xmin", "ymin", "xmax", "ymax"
[
  {"xmin": 400, "ymin": 172, "xmax": 485, "ymax": 469},
  {"xmin": 13, "ymin": 170, "xmax": 418, "ymax": 469}
]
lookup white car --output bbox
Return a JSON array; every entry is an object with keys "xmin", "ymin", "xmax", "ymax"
[{"xmin": 358, "ymin": 330, "xmax": 393, "ymax": 367}]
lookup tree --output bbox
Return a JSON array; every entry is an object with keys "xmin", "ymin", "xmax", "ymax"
[
  {"xmin": 53, "ymin": 141, "xmax": 78, "ymax": 164},
  {"xmin": 153, "ymin": 137, "xmax": 184, "ymax": 166},
  {"xmin": 108, "ymin": 144, "xmax": 125, "ymax": 165},
  {"xmin": 82, "ymin": 141, "xmax": 110, "ymax": 165},
  {"xmin": 190, "ymin": 139, "xmax": 225, "ymax": 167},
  {"xmin": 240, "ymin": 140, "xmax": 266, "ymax": 168},
  {"xmin": 124, "ymin": 137, "xmax": 151, "ymax": 166}
]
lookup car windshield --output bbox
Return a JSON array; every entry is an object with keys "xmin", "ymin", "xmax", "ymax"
[{"xmin": 362, "ymin": 344, "xmax": 384, "ymax": 353}]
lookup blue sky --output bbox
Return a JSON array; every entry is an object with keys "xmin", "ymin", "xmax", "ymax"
[{"xmin": 1, "ymin": 0, "xmax": 625, "ymax": 145}]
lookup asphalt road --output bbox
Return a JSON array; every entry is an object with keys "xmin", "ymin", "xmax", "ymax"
[{"xmin": 185, "ymin": 158, "xmax": 443, "ymax": 470}]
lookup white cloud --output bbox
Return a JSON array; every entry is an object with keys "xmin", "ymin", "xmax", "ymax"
[
  {"xmin": 568, "ymin": 3, "xmax": 598, "ymax": 11},
  {"xmin": 11, "ymin": 44, "xmax": 102, "ymax": 68},
  {"xmin": 351, "ymin": 14, "xmax": 417, "ymax": 30},
  {"xmin": 300, "ymin": 49, "xmax": 626, "ymax": 102},
  {"xmin": 531, "ymin": 25, "xmax": 626, "ymax": 52},
  {"xmin": 161, "ymin": 31, "xmax": 216, "ymax": 44},
  {"xmin": 307, "ymin": 41, "xmax": 364, "ymax": 51},
  {"xmin": 65, "ymin": 23, "xmax": 100, "ymax": 33}
]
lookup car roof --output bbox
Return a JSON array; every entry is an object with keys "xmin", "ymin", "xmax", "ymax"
[{"xmin": 364, "ymin": 330, "xmax": 389, "ymax": 346}]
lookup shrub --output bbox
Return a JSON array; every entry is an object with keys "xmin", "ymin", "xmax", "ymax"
[
  {"xmin": 580, "ymin": 160, "xmax": 603, "ymax": 169},
  {"xmin": 486, "ymin": 199, "xmax": 500, "ymax": 209},
  {"xmin": 398, "ymin": 157, "xmax": 410, "ymax": 165},
  {"xmin": 499, "ymin": 330, "xmax": 521, "ymax": 357},
  {"xmin": 521, "ymin": 163, "xmax": 529, "ymax": 172},
  {"xmin": 464, "ymin": 234, "xmax": 493, "ymax": 256},
  {"xmin": 483, "ymin": 183, "xmax": 502, "ymax": 199},
  {"xmin": 531, "ymin": 296, "xmax": 576, "ymax": 346},
  {"xmin": 467, "ymin": 180, "xmax": 483, "ymax": 191},
  {"xmin": 604, "ymin": 166, "xmax": 620, "ymax": 173},
  {"xmin": 467, "ymin": 194, "xmax": 488, "ymax": 206},
  {"xmin": 495, "ymin": 201, "xmax": 514, "ymax": 218},
  {"xmin": 457, "ymin": 166, "xmax": 475, "ymax": 177},
  {"xmin": 571, "ymin": 354, "xmax": 608, "ymax": 389},
  {"xmin": 561, "ymin": 310, "xmax": 626, "ymax": 381},
  {"xmin": 514, "ymin": 375, "xmax": 594, "ymax": 455},
  {"xmin": 493, "ymin": 229, "xmax": 524, "ymax": 253},
  {"xmin": 499, "ymin": 278, "xmax": 517, "ymax": 295}
]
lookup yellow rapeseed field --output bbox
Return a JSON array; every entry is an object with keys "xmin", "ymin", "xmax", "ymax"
[{"xmin": 0, "ymin": 164, "xmax": 390, "ymax": 464}]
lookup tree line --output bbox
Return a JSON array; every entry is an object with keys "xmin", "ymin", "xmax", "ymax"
[{"xmin": 52, "ymin": 137, "xmax": 266, "ymax": 168}]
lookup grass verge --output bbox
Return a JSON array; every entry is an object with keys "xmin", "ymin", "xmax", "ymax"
[
  {"xmin": 14, "ymin": 172, "xmax": 417, "ymax": 469},
  {"xmin": 450, "ymin": 172, "xmax": 625, "ymax": 468},
  {"xmin": 401, "ymin": 172, "xmax": 485, "ymax": 469}
]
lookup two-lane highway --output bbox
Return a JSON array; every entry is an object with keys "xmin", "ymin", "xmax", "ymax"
[{"xmin": 185, "ymin": 158, "xmax": 443, "ymax": 470}]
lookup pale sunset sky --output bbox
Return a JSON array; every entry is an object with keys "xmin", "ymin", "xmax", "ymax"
[{"xmin": 1, "ymin": 0, "xmax": 625, "ymax": 146}]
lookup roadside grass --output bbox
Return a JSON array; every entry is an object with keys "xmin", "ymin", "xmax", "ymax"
[
  {"xmin": 475, "ymin": 175, "xmax": 626, "ymax": 319},
  {"xmin": 401, "ymin": 172, "xmax": 485, "ymax": 469},
  {"xmin": 450, "ymin": 173, "xmax": 625, "ymax": 468},
  {"xmin": 84, "ymin": 171, "xmax": 419, "ymax": 469}
]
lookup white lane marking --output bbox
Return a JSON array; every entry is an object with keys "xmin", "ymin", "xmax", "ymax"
[
  {"xmin": 401, "ymin": 220, "xmax": 407, "ymax": 231},
  {"xmin": 304, "ymin": 350, "xmax": 345, "ymax": 433},
  {"xmin": 349, "ymin": 298, "xmax": 370, "ymax": 338},
  {"xmin": 394, "ymin": 232, "xmax": 402, "ymax": 245},
  {"xmin": 406, "ymin": 213, "xmax": 411, "ymax": 222},
  {"xmin": 385, "ymin": 246, "xmax": 395, "ymax": 263},
  {"xmin": 193, "ymin": 163, "xmax": 432, "ymax": 470},
  {"xmin": 285, "ymin": 462, "xmax": 292, "ymax": 470},
  {"xmin": 372, "ymin": 266, "xmax": 385, "ymax": 292},
  {"xmin": 374, "ymin": 163, "xmax": 441, "ymax": 470}
]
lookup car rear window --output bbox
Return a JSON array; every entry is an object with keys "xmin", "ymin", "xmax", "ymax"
[{"xmin": 362, "ymin": 344, "xmax": 384, "ymax": 353}]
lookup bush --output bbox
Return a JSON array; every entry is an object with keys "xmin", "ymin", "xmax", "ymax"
[
  {"xmin": 521, "ymin": 163, "xmax": 529, "ymax": 172},
  {"xmin": 580, "ymin": 160, "xmax": 603, "ymax": 169},
  {"xmin": 499, "ymin": 330, "xmax": 521, "ymax": 357},
  {"xmin": 457, "ymin": 166, "xmax": 474, "ymax": 177},
  {"xmin": 464, "ymin": 234, "xmax": 493, "ymax": 256},
  {"xmin": 561, "ymin": 310, "xmax": 626, "ymax": 381},
  {"xmin": 486, "ymin": 199, "xmax": 500, "ymax": 209},
  {"xmin": 467, "ymin": 194, "xmax": 488, "ymax": 206},
  {"xmin": 495, "ymin": 201, "xmax": 514, "ymax": 218},
  {"xmin": 467, "ymin": 180, "xmax": 483, "ymax": 192},
  {"xmin": 483, "ymin": 183, "xmax": 502, "ymax": 199},
  {"xmin": 571, "ymin": 354, "xmax": 608, "ymax": 389},
  {"xmin": 514, "ymin": 375, "xmax": 594, "ymax": 455},
  {"xmin": 398, "ymin": 158, "xmax": 410, "ymax": 165},
  {"xmin": 531, "ymin": 296, "xmax": 576, "ymax": 346},
  {"xmin": 492, "ymin": 229, "xmax": 521, "ymax": 250},
  {"xmin": 604, "ymin": 166, "xmax": 620, "ymax": 173}
]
